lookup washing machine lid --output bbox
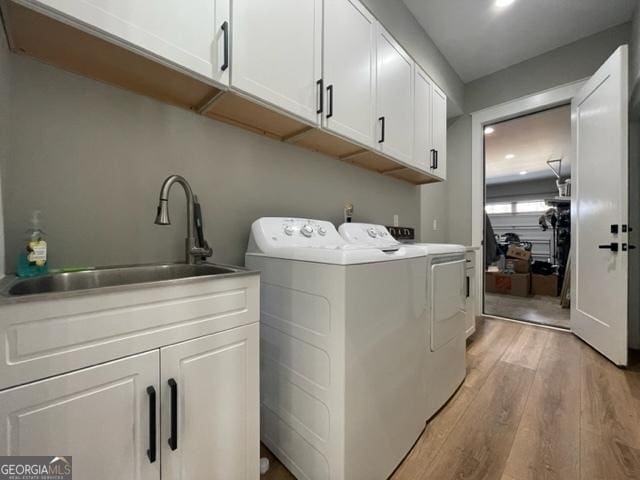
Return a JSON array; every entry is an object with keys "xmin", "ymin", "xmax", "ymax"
[{"xmin": 246, "ymin": 218, "xmax": 425, "ymax": 265}]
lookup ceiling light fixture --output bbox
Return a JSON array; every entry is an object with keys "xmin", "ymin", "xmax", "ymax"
[
  {"xmin": 505, "ymin": 154, "xmax": 515, "ymax": 159},
  {"xmin": 519, "ymin": 170, "xmax": 528, "ymax": 175},
  {"xmin": 484, "ymin": 127, "xmax": 495, "ymax": 135},
  {"xmin": 495, "ymin": 0, "xmax": 515, "ymax": 7}
]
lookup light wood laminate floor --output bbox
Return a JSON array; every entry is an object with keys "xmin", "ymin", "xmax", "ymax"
[
  {"xmin": 261, "ymin": 317, "xmax": 640, "ymax": 480},
  {"xmin": 485, "ymin": 293, "xmax": 570, "ymax": 329}
]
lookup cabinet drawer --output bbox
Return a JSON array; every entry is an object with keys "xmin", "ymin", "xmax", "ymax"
[{"xmin": 0, "ymin": 274, "xmax": 259, "ymax": 390}]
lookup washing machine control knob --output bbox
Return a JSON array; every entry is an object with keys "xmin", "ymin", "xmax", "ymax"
[
  {"xmin": 283, "ymin": 225, "xmax": 295, "ymax": 236},
  {"xmin": 318, "ymin": 227, "xmax": 327, "ymax": 236},
  {"xmin": 301, "ymin": 224, "xmax": 314, "ymax": 237},
  {"xmin": 367, "ymin": 227, "xmax": 378, "ymax": 238}
]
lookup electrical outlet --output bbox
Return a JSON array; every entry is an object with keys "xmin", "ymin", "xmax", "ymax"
[
  {"xmin": 433, "ymin": 219, "xmax": 438, "ymax": 231},
  {"xmin": 393, "ymin": 214, "xmax": 399, "ymax": 227}
]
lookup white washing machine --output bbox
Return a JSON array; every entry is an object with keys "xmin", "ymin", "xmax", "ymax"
[
  {"xmin": 339, "ymin": 223, "xmax": 466, "ymax": 421},
  {"xmin": 246, "ymin": 218, "xmax": 428, "ymax": 480}
]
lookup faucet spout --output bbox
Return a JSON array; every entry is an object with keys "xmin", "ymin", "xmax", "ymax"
[{"xmin": 154, "ymin": 175, "xmax": 212, "ymax": 264}]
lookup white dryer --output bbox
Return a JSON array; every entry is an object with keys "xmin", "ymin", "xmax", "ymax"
[
  {"xmin": 246, "ymin": 218, "xmax": 427, "ymax": 480},
  {"xmin": 339, "ymin": 223, "xmax": 466, "ymax": 421}
]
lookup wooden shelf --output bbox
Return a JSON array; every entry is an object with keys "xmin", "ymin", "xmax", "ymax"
[{"xmin": 1, "ymin": 0, "xmax": 441, "ymax": 185}]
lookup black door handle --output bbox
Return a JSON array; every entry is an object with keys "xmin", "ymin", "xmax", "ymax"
[
  {"xmin": 599, "ymin": 243, "xmax": 619, "ymax": 252},
  {"xmin": 146, "ymin": 386, "xmax": 157, "ymax": 463},
  {"xmin": 379, "ymin": 116, "xmax": 385, "ymax": 143},
  {"xmin": 168, "ymin": 378, "xmax": 178, "ymax": 451},
  {"xmin": 221, "ymin": 21, "xmax": 229, "ymax": 71},
  {"xmin": 466, "ymin": 276, "xmax": 470, "ymax": 298},
  {"xmin": 326, "ymin": 85, "xmax": 334, "ymax": 118},
  {"xmin": 317, "ymin": 79, "xmax": 323, "ymax": 114},
  {"xmin": 430, "ymin": 149, "xmax": 436, "ymax": 169},
  {"xmin": 434, "ymin": 149, "xmax": 439, "ymax": 170}
]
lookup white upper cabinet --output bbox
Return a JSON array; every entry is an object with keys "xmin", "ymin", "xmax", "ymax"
[
  {"xmin": 323, "ymin": 0, "xmax": 377, "ymax": 147},
  {"xmin": 431, "ymin": 84, "xmax": 447, "ymax": 179},
  {"xmin": 232, "ymin": 0, "xmax": 322, "ymax": 124},
  {"xmin": 160, "ymin": 324, "xmax": 259, "ymax": 480},
  {"xmin": 375, "ymin": 26, "xmax": 414, "ymax": 164},
  {"xmin": 28, "ymin": 0, "xmax": 230, "ymax": 85},
  {"xmin": 413, "ymin": 66, "xmax": 433, "ymax": 172},
  {"xmin": 0, "ymin": 351, "xmax": 160, "ymax": 480}
]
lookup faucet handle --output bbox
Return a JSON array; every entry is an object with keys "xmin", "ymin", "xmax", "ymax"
[{"xmin": 191, "ymin": 242, "xmax": 213, "ymax": 261}]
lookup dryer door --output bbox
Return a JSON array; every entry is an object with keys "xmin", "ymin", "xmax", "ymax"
[{"xmin": 430, "ymin": 258, "xmax": 466, "ymax": 351}]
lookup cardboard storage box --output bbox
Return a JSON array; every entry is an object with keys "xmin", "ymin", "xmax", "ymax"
[
  {"xmin": 506, "ymin": 245, "xmax": 531, "ymax": 261},
  {"xmin": 507, "ymin": 258, "xmax": 530, "ymax": 274},
  {"xmin": 485, "ymin": 272, "xmax": 530, "ymax": 297},
  {"xmin": 531, "ymin": 273, "xmax": 559, "ymax": 297}
]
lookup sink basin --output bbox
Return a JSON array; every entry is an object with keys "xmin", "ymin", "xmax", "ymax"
[{"xmin": 5, "ymin": 263, "xmax": 242, "ymax": 296}]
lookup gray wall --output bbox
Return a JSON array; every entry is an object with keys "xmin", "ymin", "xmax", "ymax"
[
  {"xmin": 631, "ymin": 4, "xmax": 640, "ymax": 112},
  {"xmin": 465, "ymin": 22, "xmax": 631, "ymax": 113},
  {"xmin": 1, "ymin": 52, "xmax": 420, "ymax": 272},
  {"xmin": 0, "ymin": 32, "xmax": 8, "ymax": 277},
  {"xmin": 361, "ymin": 0, "xmax": 464, "ymax": 117},
  {"xmin": 420, "ymin": 115, "xmax": 474, "ymax": 247},
  {"xmin": 486, "ymin": 178, "xmax": 558, "ymax": 202}
]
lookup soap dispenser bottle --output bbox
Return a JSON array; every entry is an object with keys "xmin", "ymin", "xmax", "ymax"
[{"xmin": 17, "ymin": 210, "xmax": 49, "ymax": 277}]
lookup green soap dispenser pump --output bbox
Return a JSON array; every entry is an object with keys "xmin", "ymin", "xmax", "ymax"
[{"xmin": 17, "ymin": 210, "xmax": 49, "ymax": 277}]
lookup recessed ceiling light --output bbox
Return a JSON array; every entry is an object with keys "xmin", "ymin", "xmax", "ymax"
[
  {"xmin": 505, "ymin": 154, "xmax": 515, "ymax": 159},
  {"xmin": 495, "ymin": 0, "xmax": 515, "ymax": 7},
  {"xmin": 484, "ymin": 127, "xmax": 495, "ymax": 135},
  {"xmin": 519, "ymin": 170, "xmax": 528, "ymax": 175}
]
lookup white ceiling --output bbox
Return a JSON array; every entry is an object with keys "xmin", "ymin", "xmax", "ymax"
[
  {"xmin": 402, "ymin": 0, "xmax": 637, "ymax": 82},
  {"xmin": 485, "ymin": 105, "xmax": 571, "ymax": 185}
]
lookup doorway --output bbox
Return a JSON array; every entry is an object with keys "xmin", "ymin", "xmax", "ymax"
[{"xmin": 483, "ymin": 106, "xmax": 571, "ymax": 329}]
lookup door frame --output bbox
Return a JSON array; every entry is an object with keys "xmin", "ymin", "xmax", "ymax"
[{"xmin": 470, "ymin": 79, "xmax": 587, "ymax": 317}]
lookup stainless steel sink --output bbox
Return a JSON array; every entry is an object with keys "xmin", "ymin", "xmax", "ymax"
[{"xmin": 4, "ymin": 263, "xmax": 244, "ymax": 297}]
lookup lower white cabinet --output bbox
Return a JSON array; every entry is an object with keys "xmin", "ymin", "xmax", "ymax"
[
  {"xmin": 0, "ymin": 324, "xmax": 259, "ymax": 480},
  {"xmin": 160, "ymin": 324, "xmax": 259, "ymax": 480},
  {"xmin": 0, "ymin": 350, "xmax": 160, "ymax": 480}
]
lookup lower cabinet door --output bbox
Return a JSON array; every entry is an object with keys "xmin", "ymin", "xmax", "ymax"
[
  {"xmin": 0, "ymin": 351, "xmax": 160, "ymax": 480},
  {"xmin": 160, "ymin": 323, "xmax": 259, "ymax": 480}
]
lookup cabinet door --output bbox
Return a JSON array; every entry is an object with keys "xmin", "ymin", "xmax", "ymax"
[
  {"xmin": 431, "ymin": 84, "xmax": 448, "ymax": 179},
  {"xmin": 0, "ymin": 351, "xmax": 160, "ymax": 480},
  {"xmin": 413, "ymin": 67, "xmax": 433, "ymax": 172},
  {"xmin": 30, "ymin": 0, "xmax": 230, "ymax": 85},
  {"xmin": 232, "ymin": 0, "xmax": 322, "ymax": 124},
  {"xmin": 160, "ymin": 323, "xmax": 259, "ymax": 480},
  {"xmin": 323, "ymin": 0, "xmax": 377, "ymax": 147},
  {"xmin": 376, "ymin": 26, "xmax": 414, "ymax": 164}
]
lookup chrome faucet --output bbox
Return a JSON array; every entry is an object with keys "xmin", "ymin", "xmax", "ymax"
[{"xmin": 155, "ymin": 175, "xmax": 213, "ymax": 264}]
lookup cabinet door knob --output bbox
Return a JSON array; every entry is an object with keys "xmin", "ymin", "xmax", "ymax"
[
  {"xmin": 317, "ymin": 79, "xmax": 324, "ymax": 114},
  {"xmin": 221, "ymin": 21, "xmax": 229, "ymax": 71},
  {"xmin": 379, "ymin": 116, "xmax": 386, "ymax": 144},
  {"xmin": 146, "ymin": 386, "xmax": 157, "ymax": 463},
  {"xmin": 168, "ymin": 378, "xmax": 178, "ymax": 451},
  {"xmin": 326, "ymin": 85, "xmax": 334, "ymax": 118}
]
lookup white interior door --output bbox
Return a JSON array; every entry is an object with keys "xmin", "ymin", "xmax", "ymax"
[
  {"xmin": 323, "ymin": 0, "xmax": 377, "ymax": 147},
  {"xmin": 571, "ymin": 45, "xmax": 629, "ymax": 366}
]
